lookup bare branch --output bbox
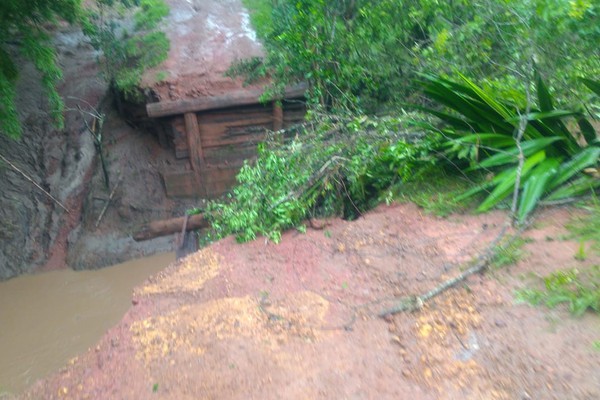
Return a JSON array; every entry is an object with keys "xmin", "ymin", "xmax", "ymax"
[{"xmin": 0, "ymin": 153, "xmax": 70, "ymax": 214}]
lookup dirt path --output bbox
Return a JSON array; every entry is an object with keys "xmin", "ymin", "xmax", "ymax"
[{"xmin": 17, "ymin": 203, "xmax": 600, "ymax": 399}]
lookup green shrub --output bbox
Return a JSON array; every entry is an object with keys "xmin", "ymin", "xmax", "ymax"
[
  {"xmin": 516, "ymin": 267, "xmax": 600, "ymax": 316},
  {"xmin": 416, "ymin": 74, "xmax": 600, "ymax": 223},
  {"xmin": 206, "ymin": 114, "xmax": 433, "ymax": 242},
  {"xmin": 82, "ymin": 0, "xmax": 170, "ymax": 101}
]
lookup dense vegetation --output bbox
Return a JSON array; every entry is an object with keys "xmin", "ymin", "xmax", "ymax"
[
  {"xmin": 210, "ymin": 0, "xmax": 600, "ymax": 242},
  {"xmin": 82, "ymin": 0, "xmax": 169, "ymax": 101},
  {"xmin": 234, "ymin": 0, "xmax": 599, "ymax": 112},
  {"xmin": 0, "ymin": 0, "xmax": 169, "ymax": 138},
  {"xmin": 0, "ymin": 0, "xmax": 80, "ymax": 138}
]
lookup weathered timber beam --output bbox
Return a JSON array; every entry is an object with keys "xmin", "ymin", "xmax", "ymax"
[
  {"xmin": 184, "ymin": 113, "xmax": 202, "ymax": 169},
  {"xmin": 146, "ymin": 83, "xmax": 308, "ymax": 118},
  {"xmin": 273, "ymin": 101, "xmax": 283, "ymax": 132},
  {"xmin": 133, "ymin": 214, "xmax": 209, "ymax": 241}
]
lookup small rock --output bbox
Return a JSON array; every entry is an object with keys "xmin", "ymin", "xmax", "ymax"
[{"xmin": 494, "ymin": 319, "xmax": 507, "ymax": 328}]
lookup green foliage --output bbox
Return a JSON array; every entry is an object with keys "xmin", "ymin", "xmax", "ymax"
[
  {"xmin": 397, "ymin": 170, "xmax": 482, "ymax": 217},
  {"xmin": 516, "ymin": 266, "xmax": 600, "ymax": 316},
  {"xmin": 239, "ymin": 0, "xmax": 599, "ymax": 114},
  {"xmin": 206, "ymin": 114, "xmax": 432, "ymax": 242},
  {"xmin": 518, "ymin": 202, "xmax": 600, "ymax": 316},
  {"xmin": 418, "ymin": 0, "xmax": 600, "ymax": 102},
  {"xmin": 82, "ymin": 0, "xmax": 170, "ymax": 101},
  {"xmin": 490, "ymin": 236, "xmax": 530, "ymax": 269},
  {"xmin": 566, "ymin": 199, "xmax": 600, "ymax": 254},
  {"xmin": 0, "ymin": 0, "xmax": 81, "ymax": 138},
  {"xmin": 417, "ymin": 74, "xmax": 600, "ymax": 223},
  {"xmin": 238, "ymin": 0, "xmax": 443, "ymax": 112},
  {"xmin": 208, "ymin": 142, "xmax": 313, "ymax": 243},
  {"xmin": 574, "ymin": 241, "xmax": 588, "ymax": 261}
]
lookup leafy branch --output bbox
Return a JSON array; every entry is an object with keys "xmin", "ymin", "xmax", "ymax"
[{"xmin": 206, "ymin": 113, "xmax": 432, "ymax": 243}]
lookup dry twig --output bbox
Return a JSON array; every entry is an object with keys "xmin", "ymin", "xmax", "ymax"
[
  {"xmin": 0, "ymin": 153, "xmax": 70, "ymax": 213},
  {"xmin": 378, "ymin": 223, "xmax": 514, "ymax": 317},
  {"xmin": 95, "ymin": 176, "xmax": 122, "ymax": 228}
]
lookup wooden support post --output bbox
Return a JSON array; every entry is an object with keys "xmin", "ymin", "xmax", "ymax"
[
  {"xmin": 184, "ymin": 112, "xmax": 205, "ymax": 196},
  {"xmin": 273, "ymin": 101, "xmax": 283, "ymax": 132},
  {"xmin": 185, "ymin": 112, "xmax": 204, "ymax": 170}
]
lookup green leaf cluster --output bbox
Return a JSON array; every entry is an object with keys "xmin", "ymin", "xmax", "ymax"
[
  {"xmin": 82, "ymin": 0, "xmax": 170, "ymax": 100},
  {"xmin": 516, "ymin": 266, "xmax": 600, "ymax": 316},
  {"xmin": 0, "ymin": 0, "xmax": 82, "ymax": 138},
  {"xmin": 239, "ymin": 0, "xmax": 599, "ymax": 114},
  {"xmin": 207, "ymin": 114, "xmax": 432, "ymax": 242},
  {"xmin": 238, "ymin": 0, "xmax": 444, "ymax": 112},
  {"xmin": 417, "ymin": 74, "xmax": 600, "ymax": 223}
]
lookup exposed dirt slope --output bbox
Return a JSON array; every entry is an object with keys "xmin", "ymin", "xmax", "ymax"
[
  {"xmin": 1, "ymin": 0, "xmax": 264, "ymax": 278},
  {"xmin": 142, "ymin": 0, "xmax": 265, "ymax": 102},
  {"xmin": 19, "ymin": 203, "xmax": 600, "ymax": 399},
  {"xmin": 0, "ymin": 28, "xmax": 104, "ymax": 278}
]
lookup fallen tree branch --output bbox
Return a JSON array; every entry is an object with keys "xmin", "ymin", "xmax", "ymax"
[
  {"xmin": 77, "ymin": 104, "xmax": 109, "ymax": 189},
  {"xmin": 268, "ymin": 155, "xmax": 347, "ymax": 212},
  {"xmin": 95, "ymin": 176, "xmax": 122, "ymax": 228},
  {"xmin": 378, "ymin": 223, "xmax": 514, "ymax": 317},
  {"xmin": 0, "ymin": 153, "xmax": 70, "ymax": 214}
]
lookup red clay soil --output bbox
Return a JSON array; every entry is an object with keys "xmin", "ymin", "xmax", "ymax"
[
  {"xmin": 142, "ymin": 0, "xmax": 266, "ymax": 102},
  {"xmin": 19, "ymin": 203, "xmax": 600, "ymax": 399}
]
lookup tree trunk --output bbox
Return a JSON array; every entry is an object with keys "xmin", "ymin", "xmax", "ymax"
[{"xmin": 133, "ymin": 214, "xmax": 209, "ymax": 241}]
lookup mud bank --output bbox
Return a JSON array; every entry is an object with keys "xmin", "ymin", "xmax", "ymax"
[
  {"xmin": 19, "ymin": 204, "xmax": 600, "ymax": 399},
  {"xmin": 0, "ymin": 28, "xmax": 104, "ymax": 279}
]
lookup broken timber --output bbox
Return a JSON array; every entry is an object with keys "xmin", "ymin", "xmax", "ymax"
[
  {"xmin": 146, "ymin": 83, "xmax": 307, "ymax": 118},
  {"xmin": 133, "ymin": 214, "xmax": 209, "ymax": 241},
  {"xmin": 148, "ymin": 83, "xmax": 307, "ymax": 199}
]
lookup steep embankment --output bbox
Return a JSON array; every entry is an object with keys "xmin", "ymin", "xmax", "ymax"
[
  {"xmin": 0, "ymin": 26, "xmax": 178, "ymax": 279},
  {"xmin": 0, "ymin": 0, "xmax": 268, "ymax": 279},
  {"xmin": 0, "ymin": 28, "xmax": 103, "ymax": 279}
]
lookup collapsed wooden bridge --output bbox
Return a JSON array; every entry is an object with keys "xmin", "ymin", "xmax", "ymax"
[{"xmin": 146, "ymin": 84, "xmax": 306, "ymax": 199}]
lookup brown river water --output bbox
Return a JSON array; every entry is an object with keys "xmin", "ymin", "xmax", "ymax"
[{"xmin": 0, "ymin": 252, "xmax": 175, "ymax": 395}]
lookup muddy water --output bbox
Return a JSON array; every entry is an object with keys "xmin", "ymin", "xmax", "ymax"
[{"xmin": 0, "ymin": 252, "xmax": 175, "ymax": 394}]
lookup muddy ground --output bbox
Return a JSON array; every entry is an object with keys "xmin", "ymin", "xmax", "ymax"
[{"xmin": 17, "ymin": 203, "xmax": 600, "ymax": 399}]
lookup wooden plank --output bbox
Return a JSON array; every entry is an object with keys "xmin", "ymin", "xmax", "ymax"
[
  {"xmin": 162, "ymin": 171, "xmax": 199, "ymax": 198},
  {"xmin": 147, "ymin": 83, "xmax": 308, "ymax": 118},
  {"xmin": 201, "ymin": 165, "xmax": 243, "ymax": 198},
  {"xmin": 204, "ymin": 143, "xmax": 257, "ymax": 165},
  {"xmin": 163, "ymin": 166, "xmax": 244, "ymax": 199},
  {"xmin": 201, "ymin": 121, "xmax": 272, "ymax": 148},
  {"xmin": 184, "ymin": 112, "xmax": 205, "ymax": 194},
  {"xmin": 199, "ymin": 103, "xmax": 272, "ymax": 122},
  {"xmin": 273, "ymin": 101, "xmax": 283, "ymax": 131},
  {"xmin": 170, "ymin": 116, "xmax": 189, "ymax": 159}
]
